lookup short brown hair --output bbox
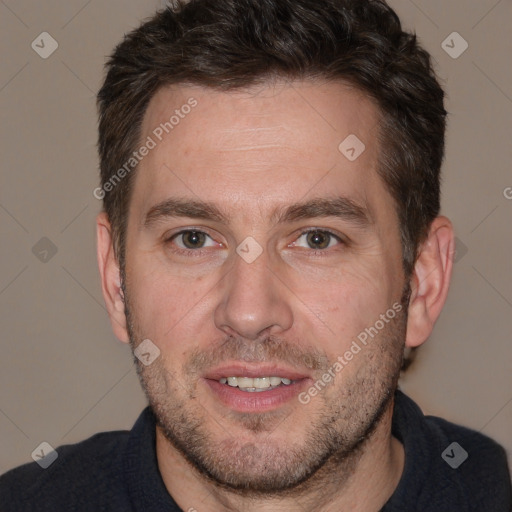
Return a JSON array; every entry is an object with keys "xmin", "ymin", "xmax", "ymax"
[{"xmin": 97, "ymin": 0, "xmax": 446, "ymax": 278}]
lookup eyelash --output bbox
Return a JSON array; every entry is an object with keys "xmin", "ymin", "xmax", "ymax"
[
  {"xmin": 287, "ymin": 229, "xmax": 345, "ymax": 259},
  {"xmin": 165, "ymin": 228, "xmax": 345, "ymax": 257},
  {"xmin": 165, "ymin": 229, "xmax": 219, "ymax": 258}
]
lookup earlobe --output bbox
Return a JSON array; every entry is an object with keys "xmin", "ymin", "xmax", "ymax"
[
  {"xmin": 405, "ymin": 216, "xmax": 455, "ymax": 348},
  {"xmin": 96, "ymin": 212, "xmax": 130, "ymax": 343}
]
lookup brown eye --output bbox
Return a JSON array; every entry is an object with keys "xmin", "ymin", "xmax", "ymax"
[
  {"xmin": 181, "ymin": 231, "xmax": 206, "ymax": 248},
  {"xmin": 306, "ymin": 231, "xmax": 331, "ymax": 249},
  {"xmin": 290, "ymin": 229, "xmax": 343, "ymax": 252},
  {"xmin": 171, "ymin": 230, "xmax": 215, "ymax": 250}
]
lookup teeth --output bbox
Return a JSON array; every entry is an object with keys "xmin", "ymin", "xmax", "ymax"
[
  {"xmin": 218, "ymin": 376, "xmax": 294, "ymax": 390},
  {"xmin": 237, "ymin": 377, "xmax": 254, "ymax": 388}
]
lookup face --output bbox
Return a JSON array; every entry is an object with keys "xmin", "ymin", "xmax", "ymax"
[{"xmin": 122, "ymin": 80, "xmax": 407, "ymax": 493}]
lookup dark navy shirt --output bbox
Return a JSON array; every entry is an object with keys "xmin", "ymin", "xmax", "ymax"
[{"xmin": 1, "ymin": 391, "xmax": 510, "ymax": 511}]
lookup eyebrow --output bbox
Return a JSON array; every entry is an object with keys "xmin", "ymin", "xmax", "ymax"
[
  {"xmin": 144, "ymin": 198, "xmax": 228, "ymax": 228},
  {"xmin": 143, "ymin": 196, "xmax": 373, "ymax": 229},
  {"xmin": 271, "ymin": 196, "xmax": 372, "ymax": 227}
]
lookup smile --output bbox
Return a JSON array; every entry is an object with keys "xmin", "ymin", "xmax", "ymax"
[{"xmin": 218, "ymin": 376, "xmax": 293, "ymax": 392}]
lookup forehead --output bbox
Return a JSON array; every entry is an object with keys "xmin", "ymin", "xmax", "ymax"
[{"xmin": 131, "ymin": 79, "xmax": 394, "ymax": 227}]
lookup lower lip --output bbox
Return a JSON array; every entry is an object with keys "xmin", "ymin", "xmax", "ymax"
[{"xmin": 203, "ymin": 378, "xmax": 310, "ymax": 412}]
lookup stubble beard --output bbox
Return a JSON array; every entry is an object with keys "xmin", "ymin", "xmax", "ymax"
[{"xmin": 122, "ymin": 280, "xmax": 409, "ymax": 497}]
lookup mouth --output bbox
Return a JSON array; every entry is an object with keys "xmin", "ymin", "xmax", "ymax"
[{"xmin": 201, "ymin": 363, "xmax": 311, "ymax": 412}]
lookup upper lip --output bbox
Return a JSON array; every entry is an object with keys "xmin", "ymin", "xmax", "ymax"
[{"xmin": 203, "ymin": 362, "xmax": 311, "ymax": 381}]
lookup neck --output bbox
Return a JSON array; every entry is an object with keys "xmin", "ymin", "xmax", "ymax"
[{"xmin": 156, "ymin": 400, "xmax": 404, "ymax": 512}]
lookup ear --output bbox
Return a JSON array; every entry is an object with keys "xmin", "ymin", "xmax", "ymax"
[
  {"xmin": 96, "ymin": 212, "xmax": 130, "ymax": 343},
  {"xmin": 405, "ymin": 216, "xmax": 454, "ymax": 348}
]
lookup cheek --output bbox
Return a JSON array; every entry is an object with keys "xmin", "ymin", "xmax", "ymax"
[
  {"xmin": 125, "ymin": 252, "xmax": 217, "ymax": 341},
  {"xmin": 288, "ymin": 258, "xmax": 398, "ymax": 351}
]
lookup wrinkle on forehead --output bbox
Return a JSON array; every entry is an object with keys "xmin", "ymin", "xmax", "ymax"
[{"xmin": 132, "ymin": 79, "xmax": 396, "ymax": 237}]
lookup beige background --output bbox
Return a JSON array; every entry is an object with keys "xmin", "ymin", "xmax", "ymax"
[{"xmin": 1, "ymin": 0, "xmax": 511, "ymax": 475}]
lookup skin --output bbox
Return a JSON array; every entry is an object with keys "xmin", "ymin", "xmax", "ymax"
[{"xmin": 97, "ymin": 79, "xmax": 454, "ymax": 511}]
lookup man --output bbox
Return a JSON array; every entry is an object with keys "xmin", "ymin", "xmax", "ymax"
[{"xmin": 1, "ymin": 0, "xmax": 510, "ymax": 510}]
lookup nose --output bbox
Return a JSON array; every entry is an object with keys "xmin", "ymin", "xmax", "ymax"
[{"xmin": 214, "ymin": 248, "xmax": 294, "ymax": 340}]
